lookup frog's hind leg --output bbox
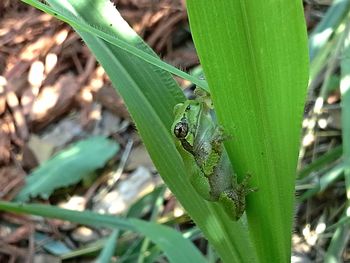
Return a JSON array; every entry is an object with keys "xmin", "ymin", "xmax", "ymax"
[
  {"xmin": 220, "ymin": 174, "xmax": 257, "ymax": 220},
  {"xmin": 218, "ymin": 188, "xmax": 246, "ymax": 221}
]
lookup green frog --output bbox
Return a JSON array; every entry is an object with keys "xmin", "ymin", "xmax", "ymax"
[{"xmin": 171, "ymin": 90, "xmax": 256, "ymax": 220}]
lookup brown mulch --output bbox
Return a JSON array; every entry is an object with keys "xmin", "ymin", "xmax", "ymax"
[{"xmin": 0, "ymin": 0, "xmax": 195, "ymax": 186}]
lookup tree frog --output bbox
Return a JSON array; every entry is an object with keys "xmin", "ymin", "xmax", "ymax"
[{"xmin": 171, "ymin": 90, "xmax": 255, "ymax": 220}]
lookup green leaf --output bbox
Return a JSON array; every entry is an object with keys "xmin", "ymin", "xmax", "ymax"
[
  {"xmin": 187, "ymin": 1, "xmax": 309, "ymax": 262},
  {"xmin": 61, "ymin": 239, "xmax": 106, "ymax": 259},
  {"xmin": 0, "ymin": 202, "xmax": 206, "ymax": 263},
  {"xmin": 130, "ymin": 219, "xmax": 203, "ymax": 263},
  {"xmin": 309, "ymin": 0, "xmax": 350, "ymax": 61},
  {"xmin": 297, "ymin": 145, "xmax": 342, "ymax": 179},
  {"xmin": 324, "ymin": 222, "xmax": 350, "ymax": 263},
  {"xmin": 126, "ymin": 186, "xmax": 165, "ymax": 218},
  {"xmin": 38, "ymin": 1, "xmax": 257, "ymax": 262},
  {"xmin": 298, "ymin": 162, "xmax": 344, "ymax": 202},
  {"xmin": 22, "ymin": 0, "xmax": 257, "ymax": 261},
  {"xmin": 96, "ymin": 230, "xmax": 119, "ymax": 263},
  {"xmin": 15, "ymin": 136, "xmax": 119, "ymax": 201}
]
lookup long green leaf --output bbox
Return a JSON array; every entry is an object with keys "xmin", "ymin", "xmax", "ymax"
[
  {"xmin": 298, "ymin": 162, "xmax": 344, "ymax": 202},
  {"xmin": 187, "ymin": 1, "xmax": 309, "ymax": 262},
  {"xmin": 96, "ymin": 230, "xmax": 119, "ymax": 263},
  {"xmin": 23, "ymin": 0, "xmax": 257, "ymax": 261},
  {"xmin": 297, "ymin": 145, "xmax": 342, "ymax": 179},
  {"xmin": 324, "ymin": 216, "xmax": 350, "ymax": 263},
  {"xmin": 16, "ymin": 136, "xmax": 119, "ymax": 201},
  {"xmin": 0, "ymin": 201, "xmax": 205, "ymax": 263}
]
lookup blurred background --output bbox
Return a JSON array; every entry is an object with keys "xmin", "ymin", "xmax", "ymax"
[{"xmin": 0, "ymin": 0, "xmax": 348, "ymax": 262}]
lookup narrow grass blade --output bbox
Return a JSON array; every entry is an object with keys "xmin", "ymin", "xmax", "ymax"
[
  {"xmin": 309, "ymin": 30, "xmax": 340, "ymax": 86},
  {"xmin": 61, "ymin": 239, "xmax": 106, "ymax": 259},
  {"xmin": 137, "ymin": 187, "xmax": 165, "ymax": 263},
  {"xmin": 326, "ymin": 215, "xmax": 350, "ymax": 232},
  {"xmin": 309, "ymin": 0, "xmax": 350, "ymax": 61},
  {"xmin": 297, "ymin": 146, "xmax": 342, "ymax": 179},
  {"xmin": 0, "ymin": 201, "xmax": 206, "ymax": 263},
  {"xmin": 126, "ymin": 186, "xmax": 165, "ymax": 218},
  {"xmin": 96, "ymin": 230, "xmax": 119, "ymax": 263},
  {"xmin": 298, "ymin": 162, "xmax": 344, "ymax": 202},
  {"xmin": 324, "ymin": 221, "xmax": 350, "ymax": 263},
  {"xmin": 187, "ymin": 1, "xmax": 309, "ymax": 261}
]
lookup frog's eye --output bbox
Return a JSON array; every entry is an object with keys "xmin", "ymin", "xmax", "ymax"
[
  {"xmin": 174, "ymin": 121, "xmax": 189, "ymax": 138},
  {"xmin": 186, "ymin": 105, "xmax": 191, "ymax": 111}
]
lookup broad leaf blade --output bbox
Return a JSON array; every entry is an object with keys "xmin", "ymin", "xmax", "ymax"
[
  {"xmin": 187, "ymin": 1, "xmax": 309, "ymax": 261},
  {"xmin": 16, "ymin": 136, "xmax": 119, "ymax": 201}
]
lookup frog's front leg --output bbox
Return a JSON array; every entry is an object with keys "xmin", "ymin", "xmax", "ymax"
[{"xmin": 179, "ymin": 138, "xmax": 195, "ymax": 155}]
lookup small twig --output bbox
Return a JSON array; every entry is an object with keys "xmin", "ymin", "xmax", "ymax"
[{"xmin": 88, "ymin": 139, "xmax": 133, "ymax": 204}]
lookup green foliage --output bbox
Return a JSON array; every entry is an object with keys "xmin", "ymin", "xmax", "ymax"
[
  {"xmin": 11, "ymin": 0, "xmax": 316, "ymax": 262},
  {"xmin": 0, "ymin": 201, "xmax": 206, "ymax": 263},
  {"xmin": 15, "ymin": 136, "xmax": 119, "ymax": 201},
  {"xmin": 96, "ymin": 230, "xmax": 119, "ymax": 263},
  {"xmin": 325, "ymin": 15, "xmax": 350, "ymax": 261},
  {"xmin": 309, "ymin": 0, "xmax": 350, "ymax": 61},
  {"xmin": 300, "ymin": 0, "xmax": 350, "ymax": 260},
  {"xmin": 299, "ymin": 162, "xmax": 344, "ymax": 201},
  {"xmin": 297, "ymin": 146, "xmax": 342, "ymax": 179},
  {"xmin": 340, "ymin": 18, "xmax": 350, "ymax": 202},
  {"xmin": 19, "ymin": 0, "xmax": 256, "ymax": 262},
  {"xmin": 187, "ymin": 1, "xmax": 309, "ymax": 261}
]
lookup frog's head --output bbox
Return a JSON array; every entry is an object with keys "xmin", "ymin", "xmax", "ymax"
[{"xmin": 171, "ymin": 100, "xmax": 201, "ymax": 145}]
